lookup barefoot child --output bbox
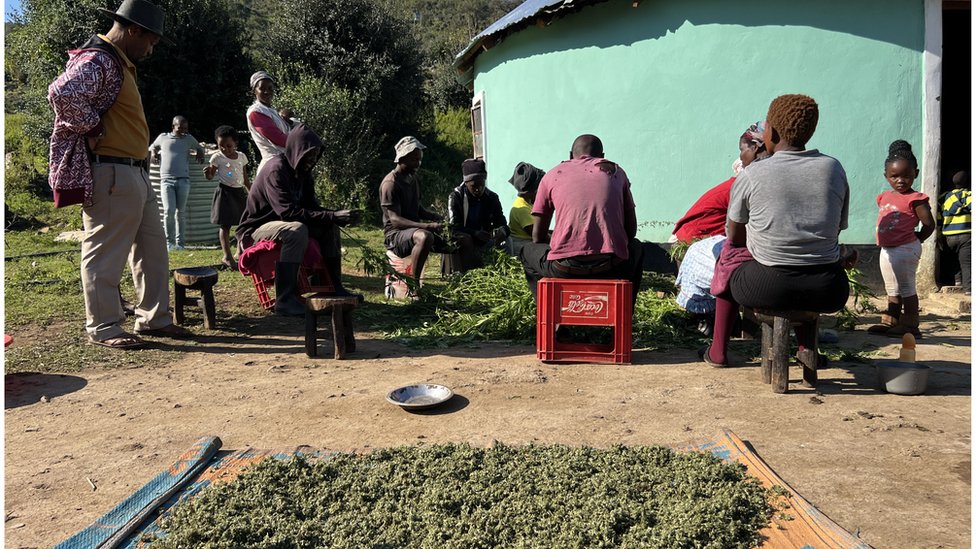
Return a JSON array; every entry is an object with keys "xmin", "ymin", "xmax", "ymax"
[
  {"xmin": 205, "ymin": 125, "xmax": 250, "ymax": 270},
  {"xmin": 868, "ymin": 140, "xmax": 935, "ymax": 338}
]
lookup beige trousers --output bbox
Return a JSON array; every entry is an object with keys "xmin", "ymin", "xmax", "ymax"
[{"xmin": 82, "ymin": 163, "xmax": 173, "ymax": 341}]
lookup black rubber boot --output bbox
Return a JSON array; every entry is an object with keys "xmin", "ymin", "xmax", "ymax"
[
  {"xmin": 323, "ymin": 253, "xmax": 365, "ymax": 303},
  {"xmin": 274, "ymin": 262, "xmax": 306, "ymax": 316}
]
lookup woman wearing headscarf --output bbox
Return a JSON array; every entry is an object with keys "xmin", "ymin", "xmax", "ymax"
[
  {"xmin": 506, "ymin": 161, "xmax": 546, "ymax": 257},
  {"xmin": 671, "ymin": 121, "xmax": 768, "ymax": 244},
  {"xmin": 672, "ymin": 122, "xmax": 767, "ymax": 336},
  {"xmin": 246, "ymin": 71, "xmax": 292, "ymax": 177}
]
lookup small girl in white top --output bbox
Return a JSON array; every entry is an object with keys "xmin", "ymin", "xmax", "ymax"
[{"xmin": 204, "ymin": 125, "xmax": 250, "ymax": 270}]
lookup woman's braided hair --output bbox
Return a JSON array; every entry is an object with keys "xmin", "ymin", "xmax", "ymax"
[
  {"xmin": 766, "ymin": 94, "xmax": 819, "ymax": 148},
  {"xmin": 885, "ymin": 139, "xmax": 918, "ymax": 170}
]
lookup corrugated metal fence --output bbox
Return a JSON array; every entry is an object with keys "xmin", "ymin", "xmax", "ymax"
[{"xmin": 148, "ymin": 156, "xmax": 220, "ymax": 245}]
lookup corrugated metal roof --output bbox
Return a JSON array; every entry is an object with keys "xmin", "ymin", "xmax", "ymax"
[{"xmin": 452, "ymin": 0, "xmax": 610, "ymax": 83}]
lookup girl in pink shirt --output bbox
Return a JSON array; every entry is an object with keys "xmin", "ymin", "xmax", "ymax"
[{"xmin": 869, "ymin": 140, "xmax": 935, "ymax": 338}]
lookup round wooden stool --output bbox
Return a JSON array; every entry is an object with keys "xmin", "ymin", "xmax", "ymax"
[
  {"xmin": 305, "ymin": 294, "xmax": 359, "ymax": 359},
  {"xmin": 173, "ymin": 267, "xmax": 219, "ymax": 329}
]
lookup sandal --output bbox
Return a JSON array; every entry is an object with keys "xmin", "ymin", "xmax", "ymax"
[
  {"xmin": 135, "ymin": 324, "xmax": 193, "ymax": 339},
  {"xmin": 697, "ymin": 345, "xmax": 728, "ymax": 368},
  {"xmin": 220, "ymin": 258, "xmax": 238, "ymax": 271},
  {"xmin": 90, "ymin": 333, "xmax": 146, "ymax": 350}
]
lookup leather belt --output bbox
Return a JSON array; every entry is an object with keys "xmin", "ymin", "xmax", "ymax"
[{"xmin": 91, "ymin": 154, "xmax": 147, "ymax": 169}]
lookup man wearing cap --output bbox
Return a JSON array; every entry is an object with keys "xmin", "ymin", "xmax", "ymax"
[
  {"xmin": 519, "ymin": 134, "xmax": 644, "ymax": 307},
  {"xmin": 442, "ymin": 158, "xmax": 509, "ymax": 274},
  {"xmin": 507, "ymin": 161, "xmax": 546, "ymax": 257},
  {"xmin": 48, "ymin": 0, "xmax": 191, "ymax": 349},
  {"xmin": 379, "ymin": 136, "xmax": 448, "ymax": 289},
  {"xmin": 246, "ymin": 71, "xmax": 291, "ymax": 177}
]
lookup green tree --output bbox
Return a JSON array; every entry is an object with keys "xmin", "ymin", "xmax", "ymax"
[
  {"xmin": 5, "ymin": 0, "xmax": 254, "ymax": 143},
  {"xmin": 385, "ymin": 0, "xmax": 521, "ymax": 110},
  {"xmin": 251, "ymin": 0, "xmax": 426, "ymax": 210}
]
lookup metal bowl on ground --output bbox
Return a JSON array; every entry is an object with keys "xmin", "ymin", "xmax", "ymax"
[
  {"xmin": 876, "ymin": 360, "xmax": 930, "ymax": 395},
  {"xmin": 386, "ymin": 384, "xmax": 454, "ymax": 410}
]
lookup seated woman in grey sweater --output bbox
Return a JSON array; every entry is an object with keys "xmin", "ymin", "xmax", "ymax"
[{"xmin": 702, "ymin": 94, "xmax": 853, "ymax": 368}]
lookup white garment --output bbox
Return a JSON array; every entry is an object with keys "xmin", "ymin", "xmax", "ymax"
[
  {"xmin": 209, "ymin": 151, "xmax": 249, "ymax": 188},
  {"xmin": 879, "ymin": 238, "xmax": 921, "ymax": 296},
  {"xmin": 245, "ymin": 101, "xmax": 290, "ymax": 176}
]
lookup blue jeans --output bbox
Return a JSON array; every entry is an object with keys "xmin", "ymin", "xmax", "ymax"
[{"xmin": 160, "ymin": 177, "xmax": 191, "ymax": 247}]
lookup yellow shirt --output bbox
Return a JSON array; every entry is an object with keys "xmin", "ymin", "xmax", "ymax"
[
  {"xmin": 92, "ymin": 34, "xmax": 149, "ymax": 159},
  {"xmin": 508, "ymin": 196, "xmax": 535, "ymax": 240}
]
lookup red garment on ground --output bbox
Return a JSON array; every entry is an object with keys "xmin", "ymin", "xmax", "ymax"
[{"xmin": 673, "ymin": 177, "xmax": 735, "ymax": 243}]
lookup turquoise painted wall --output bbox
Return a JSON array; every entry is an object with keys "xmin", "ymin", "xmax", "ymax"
[{"xmin": 472, "ymin": 0, "xmax": 925, "ymax": 243}]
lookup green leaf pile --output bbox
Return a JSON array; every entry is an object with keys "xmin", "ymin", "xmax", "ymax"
[
  {"xmin": 389, "ymin": 253, "xmax": 703, "ymax": 349},
  {"xmin": 151, "ymin": 444, "xmax": 772, "ymax": 548}
]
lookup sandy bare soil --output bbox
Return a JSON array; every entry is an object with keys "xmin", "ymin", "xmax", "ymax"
[{"xmin": 4, "ymin": 305, "xmax": 971, "ymax": 549}]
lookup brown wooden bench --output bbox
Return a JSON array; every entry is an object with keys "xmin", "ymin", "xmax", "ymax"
[
  {"xmin": 753, "ymin": 309, "xmax": 820, "ymax": 394},
  {"xmin": 305, "ymin": 294, "xmax": 359, "ymax": 359},
  {"xmin": 173, "ymin": 267, "xmax": 219, "ymax": 329}
]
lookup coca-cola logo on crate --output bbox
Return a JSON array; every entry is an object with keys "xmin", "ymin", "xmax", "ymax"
[{"xmin": 561, "ymin": 291, "xmax": 609, "ymax": 318}]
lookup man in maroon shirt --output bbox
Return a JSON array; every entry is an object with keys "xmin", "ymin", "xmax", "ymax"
[{"xmin": 519, "ymin": 134, "xmax": 644, "ymax": 305}]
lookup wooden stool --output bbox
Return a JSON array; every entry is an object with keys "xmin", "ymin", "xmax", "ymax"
[
  {"xmin": 173, "ymin": 267, "xmax": 219, "ymax": 329},
  {"xmin": 305, "ymin": 294, "xmax": 359, "ymax": 359},
  {"xmin": 754, "ymin": 309, "xmax": 820, "ymax": 394}
]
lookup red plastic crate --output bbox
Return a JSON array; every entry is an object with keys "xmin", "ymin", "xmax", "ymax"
[
  {"xmin": 536, "ymin": 278, "xmax": 633, "ymax": 364},
  {"xmin": 250, "ymin": 265, "xmax": 334, "ymax": 310}
]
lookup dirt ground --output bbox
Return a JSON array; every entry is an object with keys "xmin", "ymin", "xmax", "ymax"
[{"xmin": 4, "ymin": 299, "xmax": 971, "ymax": 549}]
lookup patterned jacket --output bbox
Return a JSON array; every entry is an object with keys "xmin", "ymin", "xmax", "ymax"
[{"xmin": 47, "ymin": 36, "xmax": 123, "ymax": 207}]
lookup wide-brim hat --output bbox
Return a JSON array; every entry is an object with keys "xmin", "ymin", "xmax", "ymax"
[
  {"xmin": 508, "ymin": 161, "xmax": 545, "ymax": 195},
  {"xmin": 98, "ymin": 0, "xmax": 173, "ymax": 44},
  {"xmin": 394, "ymin": 136, "xmax": 426, "ymax": 163}
]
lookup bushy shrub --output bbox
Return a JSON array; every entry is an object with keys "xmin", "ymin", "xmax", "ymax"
[
  {"xmin": 6, "ymin": 0, "xmax": 254, "ymax": 140},
  {"xmin": 415, "ymin": 107, "xmax": 473, "ymax": 212},
  {"xmin": 276, "ymin": 78, "xmax": 379, "ymax": 212}
]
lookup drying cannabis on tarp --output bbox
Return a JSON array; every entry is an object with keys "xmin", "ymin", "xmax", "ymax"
[{"xmin": 151, "ymin": 443, "xmax": 773, "ymax": 549}]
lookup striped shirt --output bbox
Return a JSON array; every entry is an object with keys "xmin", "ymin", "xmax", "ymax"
[{"xmin": 940, "ymin": 189, "xmax": 971, "ymax": 235}]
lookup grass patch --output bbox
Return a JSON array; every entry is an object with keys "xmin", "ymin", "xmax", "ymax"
[
  {"xmin": 3, "ymin": 329, "xmax": 178, "ymax": 374},
  {"xmin": 150, "ymin": 444, "xmax": 773, "ymax": 549}
]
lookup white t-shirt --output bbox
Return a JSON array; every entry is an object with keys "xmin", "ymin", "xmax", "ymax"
[{"xmin": 209, "ymin": 151, "xmax": 249, "ymax": 188}]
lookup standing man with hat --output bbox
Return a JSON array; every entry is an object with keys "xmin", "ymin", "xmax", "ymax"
[
  {"xmin": 442, "ymin": 158, "xmax": 509, "ymax": 274},
  {"xmin": 379, "ymin": 136, "xmax": 449, "ymax": 291},
  {"xmin": 48, "ymin": 0, "xmax": 191, "ymax": 349}
]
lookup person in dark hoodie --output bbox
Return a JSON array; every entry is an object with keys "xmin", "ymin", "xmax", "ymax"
[
  {"xmin": 236, "ymin": 124, "xmax": 361, "ymax": 316},
  {"xmin": 442, "ymin": 158, "xmax": 510, "ymax": 274}
]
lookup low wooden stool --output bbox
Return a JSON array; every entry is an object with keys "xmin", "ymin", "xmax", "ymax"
[
  {"xmin": 173, "ymin": 267, "xmax": 219, "ymax": 329},
  {"xmin": 754, "ymin": 309, "xmax": 820, "ymax": 394},
  {"xmin": 305, "ymin": 294, "xmax": 359, "ymax": 359}
]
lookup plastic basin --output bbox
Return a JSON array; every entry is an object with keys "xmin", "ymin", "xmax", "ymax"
[{"xmin": 876, "ymin": 360, "xmax": 930, "ymax": 395}]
